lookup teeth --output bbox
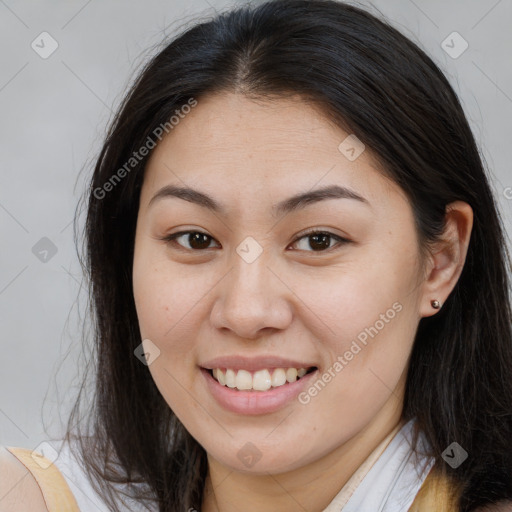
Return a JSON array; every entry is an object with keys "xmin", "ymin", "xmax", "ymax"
[
  {"xmin": 271, "ymin": 368, "xmax": 287, "ymax": 387},
  {"xmin": 286, "ymin": 368, "xmax": 298, "ymax": 382},
  {"xmin": 253, "ymin": 369, "xmax": 272, "ymax": 391},
  {"xmin": 235, "ymin": 370, "xmax": 253, "ymax": 390},
  {"xmin": 225, "ymin": 369, "xmax": 236, "ymax": 388},
  {"xmin": 211, "ymin": 367, "xmax": 312, "ymax": 391}
]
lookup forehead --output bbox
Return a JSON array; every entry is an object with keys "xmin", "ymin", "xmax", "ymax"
[
  {"xmin": 149, "ymin": 92, "xmax": 347, "ymax": 161},
  {"xmin": 140, "ymin": 92, "xmax": 404, "ymax": 213}
]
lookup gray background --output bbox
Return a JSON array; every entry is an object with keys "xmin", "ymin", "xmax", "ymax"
[{"xmin": 1, "ymin": 0, "xmax": 511, "ymax": 450}]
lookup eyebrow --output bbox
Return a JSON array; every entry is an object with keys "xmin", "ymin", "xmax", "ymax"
[{"xmin": 147, "ymin": 184, "xmax": 370, "ymax": 216}]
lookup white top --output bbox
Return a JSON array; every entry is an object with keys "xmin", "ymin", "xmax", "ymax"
[
  {"xmin": 42, "ymin": 419, "xmax": 433, "ymax": 511},
  {"xmin": 52, "ymin": 439, "xmax": 155, "ymax": 512},
  {"xmin": 329, "ymin": 419, "xmax": 434, "ymax": 511}
]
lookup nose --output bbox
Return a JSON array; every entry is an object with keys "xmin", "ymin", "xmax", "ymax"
[{"xmin": 210, "ymin": 246, "xmax": 293, "ymax": 339}]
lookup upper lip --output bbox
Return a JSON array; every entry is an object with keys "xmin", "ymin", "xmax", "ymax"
[{"xmin": 200, "ymin": 355, "xmax": 318, "ymax": 372}]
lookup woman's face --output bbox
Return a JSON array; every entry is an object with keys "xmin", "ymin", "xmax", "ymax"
[{"xmin": 132, "ymin": 92, "xmax": 428, "ymax": 474}]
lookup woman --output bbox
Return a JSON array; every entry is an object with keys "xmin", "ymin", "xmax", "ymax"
[{"xmin": 2, "ymin": 0, "xmax": 512, "ymax": 510}]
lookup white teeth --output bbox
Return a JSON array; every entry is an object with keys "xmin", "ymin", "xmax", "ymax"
[
  {"xmin": 211, "ymin": 367, "xmax": 312, "ymax": 391},
  {"xmin": 225, "ymin": 369, "xmax": 236, "ymax": 388},
  {"xmin": 235, "ymin": 369, "xmax": 253, "ymax": 390},
  {"xmin": 286, "ymin": 367, "xmax": 298, "ymax": 382},
  {"xmin": 252, "ymin": 369, "xmax": 272, "ymax": 391},
  {"xmin": 271, "ymin": 368, "xmax": 287, "ymax": 387}
]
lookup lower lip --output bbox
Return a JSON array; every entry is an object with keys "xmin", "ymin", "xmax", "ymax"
[{"xmin": 200, "ymin": 367, "xmax": 318, "ymax": 415}]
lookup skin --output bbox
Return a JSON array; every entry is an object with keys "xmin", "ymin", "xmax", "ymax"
[{"xmin": 132, "ymin": 91, "xmax": 473, "ymax": 512}]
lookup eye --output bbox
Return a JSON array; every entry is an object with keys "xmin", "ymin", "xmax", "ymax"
[
  {"xmin": 161, "ymin": 231, "xmax": 219, "ymax": 251},
  {"xmin": 160, "ymin": 229, "xmax": 350, "ymax": 253},
  {"xmin": 289, "ymin": 230, "xmax": 350, "ymax": 252}
]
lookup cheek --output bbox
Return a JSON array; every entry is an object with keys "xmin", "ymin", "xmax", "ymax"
[
  {"xmin": 293, "ymin": 243, "xmax": 419, "ymax": 399},
  {"xmin": 296, "ymin": 263, "xmax": 414, "ymax": 354},
  {"xmin": 294, "ymin": 297, "xmax": 415, "ymax": 452},
  {"xmin": 132, "ymin": 256, "xmax": 204, "ymax": 419},
  {"xmin": 133, "ymin": 264, "xmax": 170, "ymax": 340},
  {"xmin": 133, "ymin": 248, "xmax": 203, "ymax": 347}
]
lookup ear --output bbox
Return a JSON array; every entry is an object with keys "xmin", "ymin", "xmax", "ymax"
[{"xmin": 419, "ymin": 201, "xmax": 474, "ymax": 318}]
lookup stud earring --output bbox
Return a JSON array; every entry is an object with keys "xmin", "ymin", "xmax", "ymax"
[{"xmin": 431, "ymin": 299, "xmax": 441, "ymax": 310}]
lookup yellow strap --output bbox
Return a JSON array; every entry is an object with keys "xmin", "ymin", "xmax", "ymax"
[
  {"xmin": 5, "ymin": 446, "xmax": 80, "ymax": 512},
  {"xmin": 408, "ymin": 466, "xmax": 460, "ymax": 511}
]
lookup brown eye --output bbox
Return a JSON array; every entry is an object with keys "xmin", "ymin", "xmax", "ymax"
[
  {"xmin": 163, "ymin": 231, "xmax": 218, "ymax": 251},
  {"xmin": 161, "ymin": 229, "xmax": 349, "ymax": 253},
  {"xmin": 290, "ymin": 231, "xmax": 350, "ymax": 252}
]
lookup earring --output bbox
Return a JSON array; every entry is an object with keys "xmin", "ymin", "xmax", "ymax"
[{"xmin": 431, "ymin": 299, "xmax": 441, "ymax": 310}]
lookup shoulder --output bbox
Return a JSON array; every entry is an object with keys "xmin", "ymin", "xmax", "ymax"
[
  {"xmin": 0, "ymin": 445, "xmax": 49, "ymax": 511},
  {"xmin": 408, "ymin": 466, "xmax": 461, "ymax": 511},
  {"xmin": 409, "ymin": 465, "xmax": 512, "ymax": 512}
]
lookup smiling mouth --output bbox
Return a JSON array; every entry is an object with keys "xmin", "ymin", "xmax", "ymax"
[{"xmin": 207, "ymin": 366, "xmax": 317, "ymax": 392}]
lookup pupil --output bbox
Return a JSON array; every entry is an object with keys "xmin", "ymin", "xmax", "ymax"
[
  {"xmin": 190, "ymin": 233, "xmax": 210, "ymax": 250},
  {"xmin": 310, "ymin": 233, "xmax": 330, "ymax": 251}
]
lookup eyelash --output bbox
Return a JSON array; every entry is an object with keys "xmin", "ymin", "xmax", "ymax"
[{"xmin": 160, "ymin": 229, "xmax": 351, "ymax": 253}]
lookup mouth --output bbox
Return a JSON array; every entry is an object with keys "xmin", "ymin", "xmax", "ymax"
[
  {"xmin": 200, "ymin": 364, "xmax": 319, "ymax": 415},
  {"xmin": 205, "ymin": 366, "xmax": 318, "ymax": 392}
]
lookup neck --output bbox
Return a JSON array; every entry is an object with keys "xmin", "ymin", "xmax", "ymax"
[{"xmin": 201, "ymin": 398, "xmax": 404, "ymax": 512}]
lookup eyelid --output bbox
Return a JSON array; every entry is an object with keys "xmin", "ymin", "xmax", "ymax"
[
  {"xmin": 161, "ymin": 230, "xmax": 218, "ymax": 251},
  {"xmin": 160, "ymin": 228, "xmax": 351, "ymax": 253},
  {"xmin": 289, "ymin": 228, "xmax": 351, "ymax": 252}
]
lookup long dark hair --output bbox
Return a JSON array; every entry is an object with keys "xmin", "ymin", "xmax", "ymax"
[{"xmin": 64, "ymin": 1, "xmax": 512, "ymax": 510}]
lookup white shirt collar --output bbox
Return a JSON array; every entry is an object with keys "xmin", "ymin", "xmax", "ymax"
[{"xmin": 322, "ymin": 419, "xmax": 434, "ymax": 512}]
